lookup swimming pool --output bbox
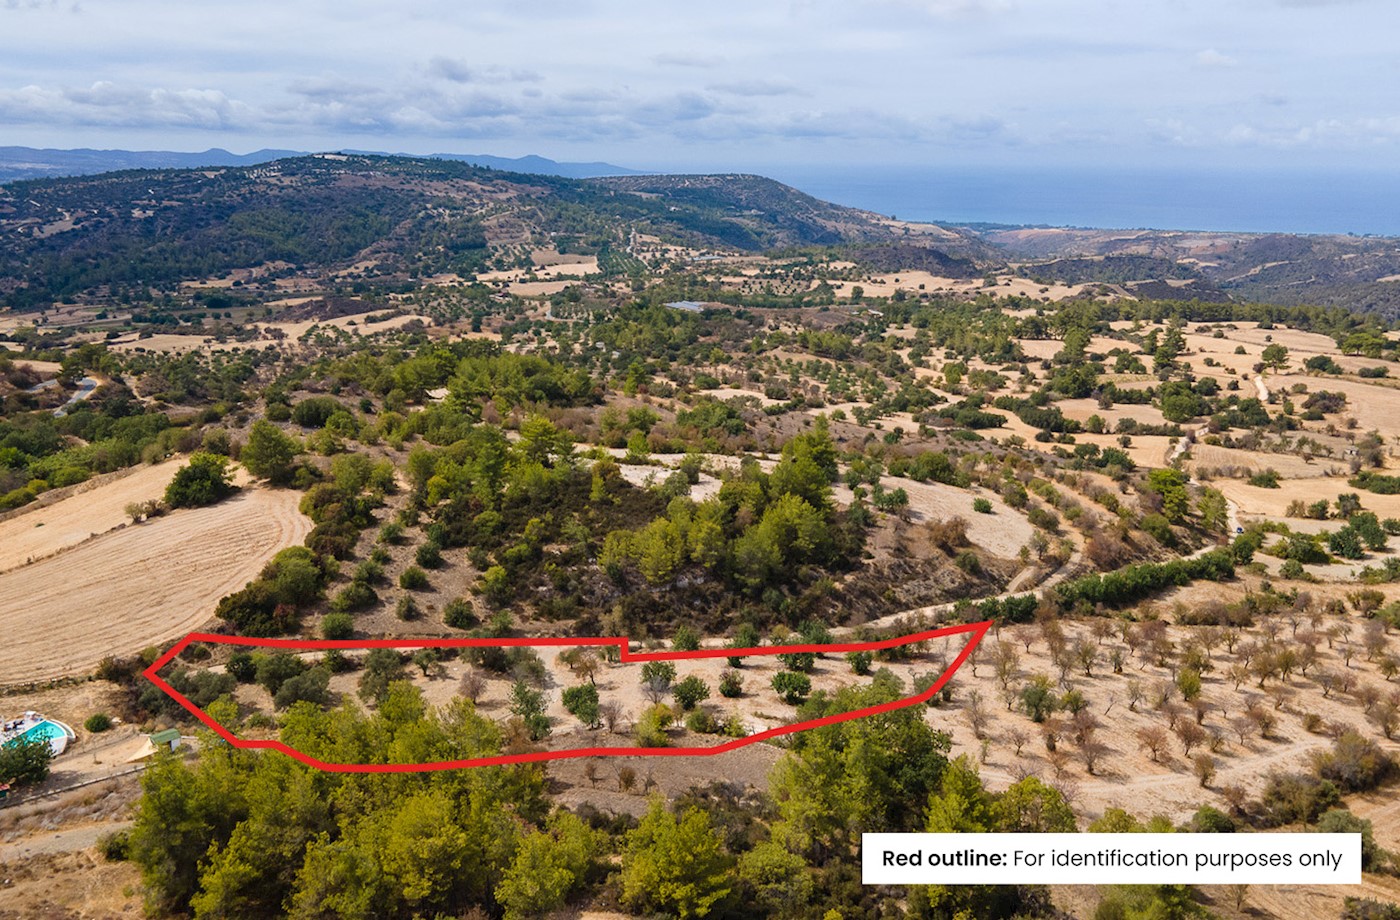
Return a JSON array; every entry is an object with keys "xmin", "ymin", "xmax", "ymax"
[{"xmin": 2, "ymin": 716, "xmax": 75, "ymax": 756}]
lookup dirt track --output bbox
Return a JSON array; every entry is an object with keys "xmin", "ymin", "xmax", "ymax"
[{"xmin": 0, "ymin": 488, "xmax": 311, "ymax": 685}]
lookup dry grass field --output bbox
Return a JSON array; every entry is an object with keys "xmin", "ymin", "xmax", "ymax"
[
  {"xmin": 0, "ymin": 487, "xmax": 311, "ymax": 685},
  {"xmin": 0, "ymin": 458, "xmax": 186, "ymax": 572}
]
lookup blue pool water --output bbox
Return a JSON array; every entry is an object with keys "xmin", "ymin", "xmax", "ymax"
[
  {"xmin": 19, "ymin": 721, "xmax": 68, "ymax": 744},
  {"xmin": 3, "ymin": 718, "xmax": 72, "ymax": 755}
]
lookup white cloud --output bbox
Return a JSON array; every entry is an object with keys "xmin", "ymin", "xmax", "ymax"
[{"xmin": 1194, "ymin": 48, "xmax": 1238, "ymax": 68}]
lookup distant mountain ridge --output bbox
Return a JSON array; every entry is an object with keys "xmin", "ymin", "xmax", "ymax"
[
  {"xmin": 0, "ymin": 146, "xmax": 641, "ymax": 184},
  {"xmin": 0, "ymin": 152, "xmax": 972, "ymax": 311},
  {"xmin": 369, "ymin": 151, "xmax": 643, "ymax": 179},
  {"xmin": 0, "ymin": 147, "xmax": 301, "ymax": 183}
]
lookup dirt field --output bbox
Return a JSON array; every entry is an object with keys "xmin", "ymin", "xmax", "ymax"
[
  {"xmin": 933, "ymin": 605, "xmax": 1400, "ymax": 829},
  {"xmin": 0, "ymin": 459, "xmax": 187, "ymax": 572},
  {"xmin": 0, "ymin": 487, "xmax": 311, "ymax": 685},
  {"xmin": 1188, "ymin": 444, "xmax": 1338, "ymax": 481},
  {"xmin": 1212, "ymin": 475, "xmax": 1400, "ymax": 522}
]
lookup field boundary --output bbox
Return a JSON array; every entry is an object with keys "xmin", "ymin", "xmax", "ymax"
[{"xmin": 144, "ymin": 622, "xmax": 992, "ymax": 773}]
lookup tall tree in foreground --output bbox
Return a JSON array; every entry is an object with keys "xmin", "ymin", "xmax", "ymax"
[
  {"xmin": 240, "ymin": 419, "xmax": 300, "ymax": 485},
  {"xmin": 620, "ymin": 799, "xmax": 734, "ymax": 918}
]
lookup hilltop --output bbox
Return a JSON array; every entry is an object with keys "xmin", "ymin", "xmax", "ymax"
[
  {"xmin": 0, "ymin": 153, "xmax": 989, "ymax": 311},
  {"xmin": 4, "ymin": 154, "xmax": 1400, "ymax": 319}
]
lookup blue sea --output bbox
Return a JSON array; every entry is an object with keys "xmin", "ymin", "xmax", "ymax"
[{"xmin": 766, "ymin": 166, "xmax": 1400, "ymax": 237}]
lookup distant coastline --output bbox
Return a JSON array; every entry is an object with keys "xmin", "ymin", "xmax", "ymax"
[{"xmin": 770, "ymin": 165, "xmax": 1400, "ymax": 237}]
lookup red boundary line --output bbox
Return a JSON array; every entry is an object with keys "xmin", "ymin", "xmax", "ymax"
[{"xmin": 142, "ymin": 621, "xmax": 991, "ymax": 773}]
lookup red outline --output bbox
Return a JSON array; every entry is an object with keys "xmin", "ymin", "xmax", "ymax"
[{"xmin": 143, "ymin": 621, "xmax": 991, "ymax": 773}]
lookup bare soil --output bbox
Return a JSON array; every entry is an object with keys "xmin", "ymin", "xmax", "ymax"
[{"xmin": 0, "ymin": 487, "xmax": 311, "ymax": 685}]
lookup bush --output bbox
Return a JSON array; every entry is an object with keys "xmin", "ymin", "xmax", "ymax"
[
  {"xmin": 672, "ymin": 625, "xmax": 701, "ymax": 651},
  {"xmin": 1140, "ymin": 513, "xmax": 1174, "ymax": 545},
  {"xmin": 226, "ymin": 651, "xmax": 256, "ymax": 683},
  {"xmin": 84, "ymin": 713, "xmax": 113, "ymax": 733},
  {"xmin": 772, "ymin": 671, "xmax": 812, "ymax": 704},
  {"xmin": 255, "ymin": 651, "xmax": 308, "ymax": 696},
  {"xmin": 634, "ymin": 703, "xmax": 674, "ymax": 747},
  {"xmin": 562, "ymin": 684, "xmax": 601, "ymax": 728},
  {"xmin": 322, "ymin": 649, "xmax": 354, "ymax": 673},
  {"xmin": 972, "ymin": 497, "xmax": 993, "ymax": 514},
  {"xmin": 718, "ymin": 670, "xmax": 743, "ymax": 697},
  {"xmin": 1318, "ymin": 809, "xmax": 1384, "ymax": 871},
  {"xmin": 776, "ymin": 651, "xmax": 815, "ymax": 673},
  {"xmin": 358, "ymin": 649, "xmax": 407, "ymax": 704},
  {"xmin": 291, "ymin": 396, "xmax": 344, "ymax": 429},
  {"xmin": 1343, "ymin": 898, "xmax": 1400, "ymax": 920},
  {"xmin": 443, "ymin": 598, "xmax": 477, "ymax": 629},
  {"xmin": 1248, "ymin": 468, "xmax": 1281, "ymax": 488},
  {"xmin": 415, "ymin": 541, "xmax": 444, "ymax": 569},
  {"xmin": 685, "ymin": 709, "xmax": 718, "ymax": 734},
  {"xmin": 164, "ymin": 452, "xmax": 234, "ymax": 508},
  {"xmin": 398, "ymin": 566, "xmax": 429, "ymax": 590},
  {"xmin": 1184, "ymin": 805, "xmax": 1235, "ymax": 833},
  {"xmin": 273, "ymin": 667, "xmax": 331, "ymax": 710},
  {"xmin": 672, "ymin": 675, "xmax": 710, "ymax": 710},
  {"xmin": 847, "ymin": 650, "xmax": 873, "ymax": 675},
  {"xmin": 1258, "ymin": 772, "xmax": 1341, "ymax": 826},
  {"xmin": 1312, "ymin": 730, "xmax": 1394, "ymax": 793},
  {"xmin": 330, "ymin": 581, "xmax": 376, "ymax": 613},
  {"xmin": 98, "ymin": 829, "xmax": 131, "ymax": 862},
  {"xmin": 321, "ymin": 612, "xmax": 354, "ymax": 640}
]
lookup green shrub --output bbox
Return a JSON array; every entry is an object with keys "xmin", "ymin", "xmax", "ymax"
[
  {"xmin": 84, "ymin": 713, "xmax": 113, "ymax": 733},
  {"xmin": 398, "ymin": 566, "xmax": 428, "ymax": 590},
  {"xmin": 321, "ymin": 612, "xmax": 354, "ymax": 640},
  {"xmin": 415, "ymin": 541, "xmax": 443, "ymax": 569},
  {"xmin": 322, "ymin": 649, "xmax": 355, "ymax": 673},
  {"xmin": 634, "ymin": 703, "xmax": 673, "ymax": 747},
  {"xmin": 254, "ymin": 651, "xmax": 308, "ymax": 696},
  {"xmin": 772, "ymin": 670, "xmax": 811, "ymax": 704},
  {"xmin": 98, "ymin": 829, "xmax": 131, "ymax": 862},
  {"xmin": 226, "ymin": 651, "xmax": 256, "ymax": 683},
  {"xmin": 273, "ymin": 667, "xmax": 331, "ymax": 710},
  {"xmin": 443, "ymin": 598, "xmax": 476, "ymax": 629},
  {"xmin": 685, "ymin": 709, "xmax": 718, "ymax": 734},
  {"xmin": 164, "ymin": 452, "xmax": 234, "ymax": 508},
  {"xmin": 847, "ymin": 650, "xmax": 873, "ymax": 675},
  {"xmin": 330, "ymin": 581, "xmax": 376, "ymax": 613},
  {"xmin": 395, "ymin": 595, "xmax": 420, "ymax": 621},
  {"xmin": 718, "ymin": 670, "xmax": 743, "ymax": 697},
  {"xmin": 1248, "ymin": 468, "xmax": 1281, "ymax": 488},
  {"xmin": 672, "ymin": 625, "xmax": 701, "ymax": 651},
  {"xmin": 672, "ymin": 675, "xmax": 710, "ymax": 710},
  {"xmin": 562, "ymin": 684, "xmax": 600, "ymax": 728},
  {"xmin": 1184, "ymin": 805, "xmax": 1235, "ymax": 833},
  {"xmin": 972, "ymin": 497, "xmax": 993, "ymax": 514}
]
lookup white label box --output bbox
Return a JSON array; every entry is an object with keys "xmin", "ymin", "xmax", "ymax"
[{"xmin": 863, "ymin": 833, "xmax": 1360, "ymax": 886}]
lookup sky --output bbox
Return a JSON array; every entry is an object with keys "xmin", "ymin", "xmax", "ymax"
[{"xmin": 2, "ymin": 0, "xmax": 1398, "ymax": 175}]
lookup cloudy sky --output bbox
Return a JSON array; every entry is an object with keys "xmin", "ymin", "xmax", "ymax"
[{"xmin": 2, "ymin": 0, "xmax": 1396, "ymax": 173}]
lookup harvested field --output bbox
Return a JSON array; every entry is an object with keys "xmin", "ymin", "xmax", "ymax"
[
  {"xmin": 1212, "ymin": 475, "xmax": 1400, "ymax": 520},
  {"xmin": 1188, "ymin": 444, "xmax": 1336, "ymax": 481},
  {"xmin": 0, "ymin": 458, "xmax": 186, "ymax": 572},
  {"xmin": 0, "ymin": 488, "xmax": 311, "ymax": 685},
  {"xmin": 1270, "ymin": 375, "xmax": 1400, "ymax": 444}
]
